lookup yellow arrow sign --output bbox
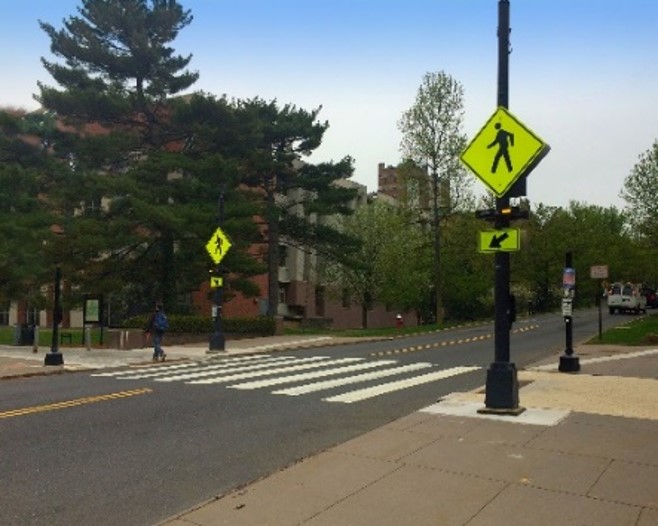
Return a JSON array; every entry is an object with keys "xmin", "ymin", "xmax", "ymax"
[
  {"xmin": 460, "ymin": 107, "xmax": 549, "ymax": 197},
  {"xmin": 479, "ymin": 228, "xmax": 520, "ymax": 253},
  {"xmin": 205, "ymin": 227, "xmax": 232, "ymax": 265}
]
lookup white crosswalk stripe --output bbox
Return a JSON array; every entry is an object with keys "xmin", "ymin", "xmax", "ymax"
[
  {"xmin": 322, "ymin": 366, "xmax": 480, "ymax": 403},
  {"xmin": 94, "ymin": 355, "xmax": 298, "ymax": 380},
  {"xmin": 154, "ymin": 356, "xmax": 330, "ymax": 383},
  {"xmin": 272, "ymin": 362, "xmax": 435, "ymax": 396},
  {"xmin": 91, "ymin": 354, "xmax": 292, "ymax": 378},
  {"xmin": 187, "ymin": 357, "xmax": 362, "ymax": 385},
  {"xmin": 229, "ymin": 360, "xmax": 399, "ymax": 389},
  {"xmin": 93, "ymin": 355, "xmax": 480, "ymax": 404}
]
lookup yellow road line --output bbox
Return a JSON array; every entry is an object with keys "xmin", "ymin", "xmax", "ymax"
[
  {"xmin": 0, "ymin": 388, "xmax": 153, "ymax": 420},
  {"xmin": 371, "ymin": 324, "xmax": 540, "ymax": 357}
]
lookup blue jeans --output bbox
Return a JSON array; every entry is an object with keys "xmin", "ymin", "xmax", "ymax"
[{"xmin": 153, "ymin": 331, "xmax": 164, "ymax": 358}]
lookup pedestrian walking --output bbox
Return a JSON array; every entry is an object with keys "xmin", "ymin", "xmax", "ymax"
[{"xmin": 145, "ymin": 303, "xmax": 169, "ymax": 361}]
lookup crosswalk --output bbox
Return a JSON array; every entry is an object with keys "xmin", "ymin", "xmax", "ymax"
[{"xmin": 92, "ymin": 354, "xmax": 480, "ymax": 404}]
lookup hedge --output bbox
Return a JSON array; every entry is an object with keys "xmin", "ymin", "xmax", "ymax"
[{"xmin": 123, "ymin": 315, "xmax": 276, "ymax": 336}]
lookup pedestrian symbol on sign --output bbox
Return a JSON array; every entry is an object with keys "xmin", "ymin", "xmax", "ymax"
[
  {"xmin": 487, "ymin": 123, "xmax": 514, "ymax": 173},
  {"xmin": 205, "ymin": 227, "xmax": 232, "ymax": 265}
]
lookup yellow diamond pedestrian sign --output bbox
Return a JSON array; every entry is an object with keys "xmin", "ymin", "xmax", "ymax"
[
  {"xmin": 460, "ymin": 107, "xmax": 550, "ymax": 197},
  {"xmin": 205, "ymin": 227, "xmax": 232, "ymax": 265},
  {"xmin": 479, "ymin": 228, "xmax": 520, "ymax": 253}
]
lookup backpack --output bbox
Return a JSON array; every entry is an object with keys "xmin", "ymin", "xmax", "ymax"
[{"xmin": 153, "ymin": 311, "xmax": 169, "ymax": 332}]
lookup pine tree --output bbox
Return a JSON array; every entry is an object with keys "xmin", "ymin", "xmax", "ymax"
[
  {"xmin": 36, "ymin": 0, "xmax": 205, "ymax": 318},
  {"xmin": 0, "ymin": 110, "xmax": 60, "ymax": 310},
  {"xmin": 235, "ymin": 98, "xmax": 360, "ymax": 316}
]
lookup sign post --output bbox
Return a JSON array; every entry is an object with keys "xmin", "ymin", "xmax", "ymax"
[
  {"xmin": 590, "ymin": 265, "xmax": 608, "ymax": 340},
  {"xmin": 460, "ymin": 1, "xmax": 550, "ymax": 415},
  {"xmin": 559, "ymin": 252, "xmax": 580, "ymax": 372},
  {"xmin": 206, "ymin": 190, "xmax": 232, "ymax": 353}
]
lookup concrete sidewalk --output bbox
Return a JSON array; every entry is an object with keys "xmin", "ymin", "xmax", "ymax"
[
  {"xmin": 1, "ymin": 339, "xmax": 657, "ymax": 525},
  {"xmin": 160, "ymin": 344, "xmax": 658, "ymax": 526}
]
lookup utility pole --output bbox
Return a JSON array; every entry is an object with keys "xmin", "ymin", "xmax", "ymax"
[{"xmin": 479, "ymin": 0, "xmax": 523, "ymax": 414}]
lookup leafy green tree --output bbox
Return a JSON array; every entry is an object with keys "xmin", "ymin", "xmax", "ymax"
[
  {"xmin": 516, "ymin": 202, "xmax": 631, "ymax": 311},
  {"xmin": 442, "ymin": 212, "xmax": 494, "ymax": 320},
  {"xmin": 398, "ymin": 71, "xmax": 472, "ymax": 323},
  {"xmin": 621, "ymin": 140, "xmax": 658, "ymax": 246},
  {"xmin": 324, "ymin": 199, "xmax": 430, "ymax": 327}
]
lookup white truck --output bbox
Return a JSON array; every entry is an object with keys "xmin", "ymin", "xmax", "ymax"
[{"xmin": 607, "ymin": 282, "xmax": 647, "ymax": 314}]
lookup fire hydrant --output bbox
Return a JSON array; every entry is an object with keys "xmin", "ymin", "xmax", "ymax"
[{"xmin": 395, "ymin": 314, "xmax": 404, "ymax": 329}]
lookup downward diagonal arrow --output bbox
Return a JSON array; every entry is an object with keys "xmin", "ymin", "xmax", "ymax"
[{"xmin": 489, "ymin": 232, "xmax": 509, "ymax": 248}]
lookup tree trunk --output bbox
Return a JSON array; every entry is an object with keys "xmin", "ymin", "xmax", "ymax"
[{"xmin": 432, "ymin": 170, "xmax": 443, "ymax": 324}]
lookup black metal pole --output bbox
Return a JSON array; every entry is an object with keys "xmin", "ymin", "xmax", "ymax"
[
  {"xmin": 209, "ymin": 190, "xmax": 226, "ymax": 352},
  {"xmin": 45, "ymin": 266, "xmax": 64, "ymax": 366},
  {"xmin": 559, "ymin": 251, "xmax": 580, "ymax": 372},
  {"xmin": 480, "ymin": 0, "xmax": 523, "ymax": 414}
]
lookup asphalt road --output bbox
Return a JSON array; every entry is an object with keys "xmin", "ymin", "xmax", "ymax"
[{"xmin": 0, "ymin": 308, "xmax": 630, "ymax": 525}]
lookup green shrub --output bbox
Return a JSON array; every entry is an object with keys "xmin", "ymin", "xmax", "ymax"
[{"xmin": 123, "ymin": 315, "xmax": 275, "ymax": 336}]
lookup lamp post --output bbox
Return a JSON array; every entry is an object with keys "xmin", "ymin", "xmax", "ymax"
[{"xmin": 44, "ymin": 266, "xmax": 64, "ymax": 366}]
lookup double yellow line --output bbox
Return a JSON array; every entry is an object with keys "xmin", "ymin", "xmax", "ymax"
[
  {"xmin": 371, "ymin": 324, "xmax": 540, "ymax": 357},
  {"xmin": 0, "ymin": 388, "xmax": 152, "ymax": 420}
]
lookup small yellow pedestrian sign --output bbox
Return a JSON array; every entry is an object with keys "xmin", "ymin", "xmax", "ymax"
[
  {"xmin": 460, "ymin": 107, "xmax": 549, "ymax": 197},
  {"xmin": 210, "ymin": 276, "xmax": 224, "ymax": 288},
  {"xmin": 205, "ymin": 227, "xmax": 232, "ymax": 265},
  {"xmin": 479, "ymin": 228, "xmax": 520, "ymax": 253}
]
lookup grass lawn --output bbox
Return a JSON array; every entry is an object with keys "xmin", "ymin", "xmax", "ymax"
[
  {"xmin": 3, "ymin": 312, "xmax": 657, "ymax": 347},
  {"xmin": 0, "ymin": 326, "xmax": 105, "ymax": 347},
  {"xmin": 586, "ymin": 312, "xmax": 658, "ymax": 345},
  {"xmin": 283, "ymin": 321, "xmax": 459, "ymax": 339}
]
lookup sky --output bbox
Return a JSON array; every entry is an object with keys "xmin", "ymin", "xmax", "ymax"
[{"xmin": 2, "ymin": 0, "xmax": 658, "ymax": 210}]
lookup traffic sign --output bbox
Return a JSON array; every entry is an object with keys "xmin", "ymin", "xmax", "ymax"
[
  {"xmin": 210, "ymin": 276, "xmax": 223, "ymax": 288},
  {"xmin": 479, "ymin": 228, "xmax": 520, "ymax": 253},
  {"xmin": 460, "ymin": 107, "xmax": 549, "ymax": 197},
  {"xmin": 205, "ymin": 227, "xmax": 232, "ymax": 265},
  {"xmin": 590, "ymin": 265, "xmax": 608, "ymax": 279}
]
